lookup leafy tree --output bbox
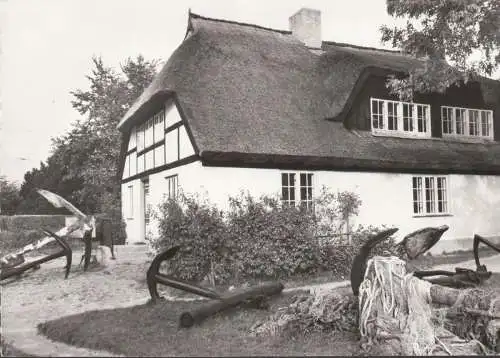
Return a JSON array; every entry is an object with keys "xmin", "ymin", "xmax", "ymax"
[
  {"xmin": 68, "ymin": 56, "xmax": 158, "ymax": 206},
  {"xmin": 18, "ymin": 55, "xmax": 158, "ymax": 230},
  {"xmin": 0, "ymin": 176, "xmax": 21, "ymax": 215},
  {"xmin": 380, "ymin": 0, "xmax": 500, "ymax": 99}
]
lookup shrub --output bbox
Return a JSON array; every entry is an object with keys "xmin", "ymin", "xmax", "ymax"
[
  {"xmin": 0, "ymin": 215, "xmax": 66, "ymax": 232},
  {"xmin": 226, "ymin": 193, "xmax": 321, "ymax": 282},
  {"xmin": 318, "ymin": 225, "xmax": 399, "ymax": 277},
  {"xmin": 0, "ymin": 229, "xmax": 45, "ymax": 256},
  {"xmin": 150, "ymin": 193, "xmax": 227, "ymax": 282},
  {"xmin": 151, "ymin": 189, "xmax": 389, "ymax": 286}
]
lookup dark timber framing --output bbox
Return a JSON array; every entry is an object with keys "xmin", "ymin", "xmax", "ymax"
[
  {"xmin": 121, "ymin": 154, "xmax": 199, "ymax": 184},
  {"xmin": 118, "ymin": 91, "xmax": 200, "ymax": 181}
]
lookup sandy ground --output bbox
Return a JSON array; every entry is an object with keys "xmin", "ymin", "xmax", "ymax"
[{"xmin": 1, "ymin": 247, "xmax": 154, "ymax": 356}]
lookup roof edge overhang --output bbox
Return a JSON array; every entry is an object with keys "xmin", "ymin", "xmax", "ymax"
[
  {"xmin": 199, "ymin": 150, "xmax": 500, "ymax": 176},
  {"xmin": 117, "ymin": 90, "xmax": 175, "ymax": 133}
]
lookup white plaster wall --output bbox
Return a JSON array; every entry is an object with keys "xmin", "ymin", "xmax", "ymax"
[
  {"xmin": 122, "ymin": 163, "xmax": 500, "ymax": 253},
  {"xmin": 315, "ymin": 172, "xmax": 500, "ymax": 253},
  {"xmin": 121, "ymin": 160, "xmax": 206, "ymax": 243}
]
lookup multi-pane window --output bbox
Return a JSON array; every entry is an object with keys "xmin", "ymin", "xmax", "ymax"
[
  {"xmin": 387, "ymin": 102, "xmax": 398, "ymax": 130},
  {"xmin": 402, "ymin": 103, "xmax": 414, "ymax": 132},
  {"xmin": 299, "ymin": 173, "xmax": 314, "ymax": 210},
  {"xmin": 412, "ymin": 176, "xmax": 449, "ymax": 215},
  {"xmin": 441, "ymin": 106, "xmax": 493, "ymax": 139},
  {"xmin": 371, "ymin": 99, "xmax": 384, "ymax": 129},
  {"xmin": 281, "ymin": 172, "xmax": 314, "ymax": 209},
  {"xmin": 166, "ymin": 175, "xmax": 179, "ymax": 200},
  {"xmin": 469, "ymin": 110, "xmax": 480, "ymax": 136},
  {"xmin": 442, "ymin": 107, "xmax": 453, "ymax": 134},
  {"xmin": 481, "ymin": 111, "xmax": 491, "ymax": 137},
  {"xmin": 281, "ymin": 173, "xmax": 296, "ymax": 206},
  {"xmin": 412, "ymin": 177, "xmax": 423, "ymax": 214},
  {"xmin": 371, "ymin": 98, "xmax": 431, "ymax": 137},
  {"xmin": 416, "ymin": 104, "xmax": 428, "ymax": 133},
  {"xmin": 455, "ymin": 108, "xmax": 465, "ymax": 135},
  {"xmin": 143, "ymin": 179, "xmax": 151, "ymax": 226},
  {"xmin": 436, "ymin": 177, "xmax": 448, "ymax": 213}
]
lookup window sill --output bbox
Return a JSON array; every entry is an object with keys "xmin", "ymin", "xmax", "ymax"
[
  {"xmin": 412, "ymin": 213, "xmax": 452, "ymax": 218},
  {"xmin": 441, "ymin": 134, "xmax": 494, "ymax": 143},
  {"xmin": 372, "ymin": 130, "xmax": 431, "ymax": 139}
]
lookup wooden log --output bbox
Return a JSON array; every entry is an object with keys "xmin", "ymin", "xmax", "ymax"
[
  {"xmin": 429, "ymin": 284, "xmax": 461, "ymax": 306},
  {"xmin": 179, "ymin": 281, "xmax": 284, "ymax": 328}
]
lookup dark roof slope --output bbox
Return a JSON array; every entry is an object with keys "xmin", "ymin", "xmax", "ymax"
[{"xmin": 118, "ymin": 12, "xmax": 500, "ymax": 174}]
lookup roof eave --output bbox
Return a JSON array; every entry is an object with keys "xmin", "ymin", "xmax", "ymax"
[{"xmin": 199, "ymin": 150, "xmax": 500, "ymax": 175}]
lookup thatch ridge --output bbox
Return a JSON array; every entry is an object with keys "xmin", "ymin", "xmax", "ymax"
[{"xmin": 188, "ymin": 11, "xmax": 292, "ymax": 35}]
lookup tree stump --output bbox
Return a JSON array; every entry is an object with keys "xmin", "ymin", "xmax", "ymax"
[{"xmin": 359, "ymin": 256, "xmax": 499, "ymax": 355}]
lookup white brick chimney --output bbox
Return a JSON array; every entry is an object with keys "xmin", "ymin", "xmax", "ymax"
[{"xmin": 289, "ymin": 8, "xmax": 322, "ymax": 48}]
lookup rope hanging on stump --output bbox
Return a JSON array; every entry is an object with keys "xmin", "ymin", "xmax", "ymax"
[{"xmin": 358, "ymin": 256, "xmax": 481, "ymax": 356}]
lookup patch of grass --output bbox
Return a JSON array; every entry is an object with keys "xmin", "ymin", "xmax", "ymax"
[{"xmin": 38, "ymin": 293, "xmax": 361, "ymax": 357}]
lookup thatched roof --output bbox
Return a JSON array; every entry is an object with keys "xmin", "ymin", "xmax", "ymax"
[{"xmin": 118, "ymin": 12, "xmax": 500, "ymax": 174}]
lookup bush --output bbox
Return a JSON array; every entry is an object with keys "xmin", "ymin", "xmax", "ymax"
[
  {"xmin": 151, "ymin": 190, "xmax": 390, "ymax": 286},
  {"xmin": 150, "ymin": 193, "xmax": 227, "ymax": 282},
  {"xmin": 226, "ymin": 193, "xmax": 321, "ymax": 282},
  {"xmin": 0, "ymin": 229, "xmax": 45, "ymax": 256},
  {"xmin": 0, "ymin": 215, "xmax": 66, "ymax": 232},
  {"xmin": 318, "ymin": 225, "xmax": 399, "ymax": 277}
]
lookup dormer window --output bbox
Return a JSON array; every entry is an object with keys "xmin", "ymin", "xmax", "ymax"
[
  {"xmin": 441, "ymin": 106, "xmax": 493, "ymax": 139},
  {"xmin": 371, "ymin": 98, "xmax": 431, "ymax": 138}
]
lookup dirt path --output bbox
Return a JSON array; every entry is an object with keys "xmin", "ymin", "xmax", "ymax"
[
  {"xmin": 1, "ymin": 248, "xmax": 153, "ymax": 357},
  {"xmin": 3, "ymin": 250, "xmax": 500, "ymax": 357}
]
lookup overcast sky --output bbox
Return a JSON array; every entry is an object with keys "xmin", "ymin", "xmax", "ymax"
[{"xmin": 0, "ymin": 0, "xmax": 494, "ymax": 185}]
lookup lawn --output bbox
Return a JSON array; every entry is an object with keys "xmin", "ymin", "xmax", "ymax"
[
  {"xmin": 38, "ymin": 288, "xmax": 361, "ymax": 357},
  {"xmin": 37, "ymin": 273, "xmax": 500, "ymax": 357}
]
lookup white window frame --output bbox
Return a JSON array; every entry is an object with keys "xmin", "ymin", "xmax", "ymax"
[
  {"xmin": 441, "ymin": 106, "xmax": 494, "ymax": 139},
  {"xmin": 165, "ymin": 175, "xmax": 179, "ymax": 200},
  {"xmin": 412, "ymin": 175, "xmax": 450, "ymax": 216},
  {"xmin": 371, "ymin": 98, "xmax": 432, "ymax": 138},
  {"xmin": 280, "ymin": 172, "xmax": 314, "ymax": 210},
  {"xmin": 281, "ymin": 172, "xmax": 296, "ymax": 206}
]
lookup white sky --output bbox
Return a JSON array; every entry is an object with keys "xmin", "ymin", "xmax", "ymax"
[{"xmin": 0, "ymin": 0, "xmax": 497, "ymax": 185}]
